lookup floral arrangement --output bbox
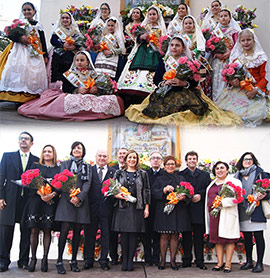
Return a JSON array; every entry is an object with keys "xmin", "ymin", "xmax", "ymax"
[
  {"xmin": 130, "ymin": 24, "xmax": 147, "ymax": 37},
  {"xmin": 234, "ymin": 232, "xmax": 246, "ymax": 262},
  {"xmin": 94, "ymin": 73, "xmax": 118, "ymax": 95},
  {"xmin": 200, "ymin": 8, "xmax": 209, "ymax": 21},
  {"xmin": 205, "ymin": 35, "xmax": 227, "ymax": 54},
  {"xmin": 98, "ymin": 41, "xmax": 109, "ymax": 52},
  {"xmin": 66, "ymin": 229, "xmax": 85, "ymax": 255},
  {"xmin": 240, "ymin": 77, "xmax": 256, "ymax": 92},
  {"xmin": 0, "ymin": 31, "xmax": 10, "ymax": 53},
  {"xmin": 202, "ymin": 28, "xmax": 212, "ymax": 41},
  {"xmin": 83, "ymin": 77, "xmax": 95, "ymax": 89},
  {"xmin": 101, "ymin": 178, "xmax": 137, "ymax": 203},
  {"xmin": 210, "ymin": 181, "xmax": 245, "ymax": 217},
  {"xmin": 164, "ymin": 181, "xmax": 194, "ymax": 215},
  {"xmin": 60, "ymin": 5, "xmax": 98, "ymax": 35},
  {"xmin": 159, "ymin": 35, "xmax": 171, "ymax": 56},
  {"xmin": 233, "ymin": 5, "xmax": 257, "ymax": 30},
  {"xmin": 229, "ymin": 159, "xmax": 238, "ymax": 174},
  {"xmin": 21, "ymin": 169, "xmax": 45, "ymax": 189},
  {"xmin": 84, "ymin": 25, "xmax": 103, "ymax": 51},
  {"xmin": 139, "ymin": 152, "xmax": 151, "ymax": 171},
  {"xmin": 221, "ymin": 63, "xmax": 246, "ymax": 83},
  {"xmin": 246, "ymin": 178, "xmax": 270, "ymax": 215},
  {"xmin": 4, "ymin": 19, "xmax": 26, "ymax": 41}
]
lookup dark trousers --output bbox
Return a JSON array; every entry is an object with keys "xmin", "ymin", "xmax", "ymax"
[
  {"xmin": 84, "ymin": 215, "xmax": 110, "ymax": 265},
  {"xmin": 182, "ymin": 224, "xmax": 205, "ymax": 265},
  {"xmin": 141, "ymin": 218, "xmax": 160, "ymax": 264},
  {"xmin": 0, "ymin": 224, "xmax": 30, "ymax": 266}
]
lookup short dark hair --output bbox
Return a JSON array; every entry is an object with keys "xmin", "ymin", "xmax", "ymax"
[
  {"xmin": 19, "ymin": 131, "xmax": 33, "ymax": 142},
  {"xmin": 178, "ymin": 3, "xmax": 188, "ymax": 11},
  {"xmin": 185, "ymin": 151, "xmax": 198, "ymax": 161},
  {"xmin": 212, "ymin": 161, "xmax": 229, "ymax": 176},
  {"xmin": 164, "ymin": 156, "xmax": 176, "ymax": 166},
  {"xmin": 236, "ymin": 152, "xmax": 259, "ymax": 170},
  {"xmin": 220, "ymin": 9, "xmax": 231, "ymax": 18},
  {"xmin": 70, "ymin": 141, "xmax": 86, "ymax": 158}
]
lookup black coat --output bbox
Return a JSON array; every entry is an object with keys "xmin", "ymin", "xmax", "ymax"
[
  {"xmin": 54, "ymin": 160, "xmax": 92, "ymax": 224},
  {"xmin": 0, "ymin": 151, "xmax": 39, "ymax": 225},
  {"xmin": 88, "ymin": 165, "xmax": 116, "ymax": 218},
  {"xmin": 152, "ymin": 171, "xmax": 191, "ymax": 232},
  {"xmin": 179, "ymin": 168, "xmax": 211, "ymax": 225}
]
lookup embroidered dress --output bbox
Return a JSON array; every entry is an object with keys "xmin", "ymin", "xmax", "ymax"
[{"xmin": 0, "ymin": 19, "xmax": 48, "ymax": 103}]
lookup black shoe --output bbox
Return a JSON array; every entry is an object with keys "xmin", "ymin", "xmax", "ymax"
[
  {"xmin": 83, "ymin": 261, "xmax": 93, "ymax": 270},
  {"xmin": 197, "ymin": 264, "xmax": 207, "ymax": 270},
  {"xmin": 70, "ymin": 261, "xmax": 80, "ymax": 272},
  {"xmin": 111, "ymin": 260, "xmax": 118, "ymax": 265},
  {"xmin": 180, "ymin": 263, "xmax": 192, "ymax": 268},
  {"xmin": 100, "ymin": 263, "xmax": 110, "ymax": 270},
  {"xmin": 56, "ymin": 262, "xmax": 66, "ymax": 274},
  {"xmin": 212, "ymin": 263, "xmax": 225, "ymax": 271},
  {"xmin": 223, "ymin": 266, "xmax": 232, "ymax": 273},
  {"xmin": 0, "ymin": 264, "xmax": 8, "ymax": 272},
  {"xmin": 170, "ymin": 262, "xmax": 179, "ymax": 270},
  {"xmin": 18, "ymin": 261, "xmax": 29, "ymax": 269},
  {"xmin": 41, "ymin": 256, "xmax": 48, "ymax": 272},
  {"xmin": 158, "ymin": 263, "xmax": 165, "ymax": 270},
  {"xmin": 252, "ymin": 263, "xmax": 264, "ymax": 273},
  {"xmin": 240, "ymin": 261, "xmax": 253, "ymax": 270},
  {"xmin": 28, "ymin": 258, "xmax": 37, "ymax": 272}
]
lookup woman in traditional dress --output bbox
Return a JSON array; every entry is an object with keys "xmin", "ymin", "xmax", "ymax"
[
  {"xmin": 205, "ymin": 161, "xmax": 242, "ymax": 273},
  {"xmin": 125, "ymin": 36, "xmax": 242, "ymax": 126},
  {"xmin": 152, "ymin": 156, "xmax": 191, "ymax": 270},
  {"xmin": 90, "ymin": 3, "xmax": 111, "ymax": 30},
  {"xmin": 0, "ymin": 2, "xmax": 48, "ymax": 104},
  {"xmin": 215, "ymin": 29, "xmax": 269, "ymax": 127},
  {"xmin": 18, "ymin": 50, "xmax": 124, "ymax": 120},
  {"xmin": 95, "ymin": 17, "xmax": 126, "ymax": 80},
  {"xmin": 50, "ymin": 12, "xmax": 83, "ymax": 84},
  {"xmin": 167, "ymin": 3, "xmax": 190, "ymax": 37},
  {"xmin": 117, "ymin": 5, "xmax": 166, "ymax": 108},
  {"xmin": 234, "ymin": 152, "xmax": 269, "ymax": 273},
  {"xmin": 21, "ymin": 145, "xmax": 60, "ymax": 272},
  {"xmin": 112, "ymin": 150, "xmax": 150, "ymax": 271},
  {"xmin": 210, "ymin": 9, "xmax": 240, "ymax": 101},
  {"xmin": 55, "ymin": 142, "xmax": 92, "ymax": 274}
]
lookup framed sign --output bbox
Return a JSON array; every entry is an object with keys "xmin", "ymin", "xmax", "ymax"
[{"xmin": 107, "ymin": 123, "xmax": 181, "ymax": 161}]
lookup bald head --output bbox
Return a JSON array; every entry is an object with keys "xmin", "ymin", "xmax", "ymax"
[{"xmin": 96, "ymin": 149, "xmax": 108, "ymax": 167}]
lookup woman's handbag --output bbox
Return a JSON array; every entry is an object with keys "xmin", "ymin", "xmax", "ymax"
[{"xmin": 262, "ymin": 200, "xmax": 270, "ymax": 219}]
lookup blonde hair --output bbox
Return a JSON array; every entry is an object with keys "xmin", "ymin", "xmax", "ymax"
[{"xmin": 39, "ymin": 145, "xmax": 57, "ymax": 166}]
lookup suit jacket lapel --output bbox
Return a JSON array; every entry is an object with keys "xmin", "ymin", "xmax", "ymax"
[{"xmin": 12, "ymin": 150, "xmax": 23, "ymax": 173}]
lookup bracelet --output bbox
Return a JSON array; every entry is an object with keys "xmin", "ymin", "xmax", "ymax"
[{"xmin": 184, "ymin": 81, "xmax": 190, "ymax": 89}]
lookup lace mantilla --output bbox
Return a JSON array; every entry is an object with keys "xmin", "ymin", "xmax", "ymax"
[{"xmin": 239, "ymin": 54, "xmax": 268, "ymax": 69}]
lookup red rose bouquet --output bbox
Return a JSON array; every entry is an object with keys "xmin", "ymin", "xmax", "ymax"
[
  {"xmin": 205, "ymin": 35, "xmax": 227, "ymax": 54},
  {"xmin": 21, "ymin": 169, "xmax": 45, "ymax": 189},
  {"xmin": 51, "ymin": 169, "xmax": 80, "ymax": 198},
  {"xmin": 202, "ymin": 28, "xmax": 212, "ymax": 41},
  {"xmin": 101, "ymin": 178, "xmax": 137, "ymax": 203},
  {"xmin": 210, "ymin": 181, "xmax": 245, "ymax": 217},
  {"xmin": 221, "ymin": 62, "xmax": 245, "ymax": 83},
  {"xmin": 246, "ymin": 178, "xmax": 270, "ymax": 215},
  {"xmin": 164, "ymin": 182, "xmax": 194, "ymax": 215}
]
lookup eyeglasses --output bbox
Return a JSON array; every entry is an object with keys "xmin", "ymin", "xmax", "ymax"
[
  {"xmin": 165, "ymin": 163, "xmax": 176, "ymax": 166},
  {"xmin": 243, "ymin": 158, "xmax": 253, "ymax": 161},
  {"xmin": 19, "ymin": 136, "xmax": 30, "ymax": 141},
  {"xmin": 101, "ymin": 8, "xmax": 109, "ymax": 10},
  {"xmin": 150, "ymin": 157, "xmax": 162, "ymax": 160}
]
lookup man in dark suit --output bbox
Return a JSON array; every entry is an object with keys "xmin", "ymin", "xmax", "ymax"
[
  {"xmin": 0, "ymin": 132, "xmax": 39, "ymax": 272},
  {"xmin": 141, "ymin": 152, "xmax": 163, "ymax": 266},
  {"xmin": 179, "ymin": 151, "xmax": 211, "ymax": 270},
  {"xmin": 83, "ymin": 150, "xmax": 116, "ymax": 271},
  {"xmin": 111, "ymin": 147, "xmax": 128, "ymax": 170}
]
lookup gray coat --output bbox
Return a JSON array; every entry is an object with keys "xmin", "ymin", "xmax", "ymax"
[{"xmin": 55, "ymin": 160, "xmax": 92, "ymax": 224}]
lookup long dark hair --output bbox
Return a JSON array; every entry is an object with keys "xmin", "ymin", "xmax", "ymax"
[{"xmin": 236, "ymin": 152, "xmax": 259, "ymax": 170}]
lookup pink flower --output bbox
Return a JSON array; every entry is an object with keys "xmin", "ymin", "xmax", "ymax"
[
  {"xmin": 190, "ymin": 65, "xmax": 198, "ymax": 73},
  {"xmin": 101, "ymin": 185, "xmax": 109, "ymax": 195},
  {"xmin": 193, "ymin": 74, "xmax": 201, "ymax": 82},
  {"xmin": 210, "ymin": 45, "xmax": 215, "ymax": 51},
  {"xmin": 214, "ymin": 38, "xmax": 220, "ymax": 43},
  {"xmin": 226, "ymin": 67, "xmax": 235, "ymax": 76},
  {"xmin": 230, "ymin": 63, "xmax": 238, "ymax": 68},
  {"xmin": 193, "ymin": 60, "xmax": 200, "ymax": 69},
  {"xmin": 178, "ymin": 56, "xmax": 188, "ymax": 64}
]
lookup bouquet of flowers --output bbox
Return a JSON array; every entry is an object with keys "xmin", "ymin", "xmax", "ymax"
[
  {"xmin": 51, "ymin": 169, "xmax": 80, "ymax": 200},
  {"xmin": 94, "ymin": 73, "xmax": 117, "ymax": 95},
  {"xmin": 83, "ymin": 77, "xmax": 95, "ymax": 89},
  {"xmin": 130, "ymin": 24, "xmax": 147, "ymax": 38},
  {"xmin": 233, "ymin": 5, "xmax": 257, "ymax": 29},
  {"xmin": 221, "ymin": 62, "xmax": 246, "ymax": 83},
  {"xmin": 159, "ymin": 35, "xmax": 171, "ymax": 56},
  {"xmin": 164, "ymin": 181, "xmax": 194, "ymax": 215},
  {"xmin": 229, "ymin": 159, "xmax": 238, "ymax": 174},
  {"xmin": 202, "ymin": 28, "xmax": 212, "ymax": 41},
  {"xmin": 139, "ymin": 152, "xmax": 151, "ymax": 171},
  {"xmin": 200, "ymin": 8, "xmax": 209, "ymax": 21},
  {"xmin": 84, "ymin": 25, "xmax": 103, "ymax": 51},
  {"xmin": 101, "ymin": 178, "xmax": 137, "ymax": 203},
  {"xmin": 246, "ymin": 178, "xmax": 270, "ymax": 215},
  {"xmin": 205, "ymin": 35, "xmax": 227, "ymax": 54},
  {"xmin": 4, "ymin": 19, "xmax": 26, "ymax": 41},
  {"xmin": 210, "ymin": 181, "xmax": 245, "ymax": 217},
  {"xmin": 21, "ymin": 169, "xmax": 45, "ymax": 189}
]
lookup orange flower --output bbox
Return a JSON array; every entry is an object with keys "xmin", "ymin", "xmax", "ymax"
[
  {"xmin": 67, "ymin": 244, "xmax": 72, "ymax": 255},
  {"xmin": 70, "ymin": 188, "xmax": 81, "ymax": 198},
  {"xmin": 240, "ymin": 77, "xmax": 255, "ymax": 91},
  {"xmin": 28, "ymin": 31, "xmax": 45, "ymax": 55},
  {"xmin": 247, "ymin": 194, "xmax": 260, "ymax": 206},
  {"xmin": 94, "ymin": 246, "xmax": 101, "ymax": 259},
  {"xmin": 149, "ymin": 33, "xmax": 159, "ymax": 46},
  {"xmin": 65, "ymin": 36, "xmax": 75, "ymax": 45},
  {"xmin": 99, "ymin": 41, "xmax": 109, "ymax": 51},
  {"xmin": 212, "ymin": 195, "xmax": 224, "ymax": 208},
  {"xmin": 83, "ymin": 78, "xmax": 95, "ymax": 89},
  {"xmin": 37, "ymin": 184, "xmax": 52, "ymax": 195},
  {"xmin": 120, "ymin": 186, "xmax": 131, "ymax": 196},
  {"xmin": 163, "ymin": 69, "xmax": 176, "ymax": 80},
  {"xmin": 167, "ymin": 192, "xmax": 179, "ymax": 205}
]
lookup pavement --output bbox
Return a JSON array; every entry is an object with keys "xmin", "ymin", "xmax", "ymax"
[{"xmin": 0, "ymin": 261, "xmax": 269, "ymax": 278}]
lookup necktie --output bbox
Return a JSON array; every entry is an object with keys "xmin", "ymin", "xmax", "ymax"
[
  {"xmin": 22, "ymin": 153, "xmax": 27, "ymax": 171},
  {"xmin": 98, "ymin": 167, "xmax": 104, "ymax": 182},
  {"xmin": 153, "ymin": 170, "xmax": 157, "ymax": 175}
]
